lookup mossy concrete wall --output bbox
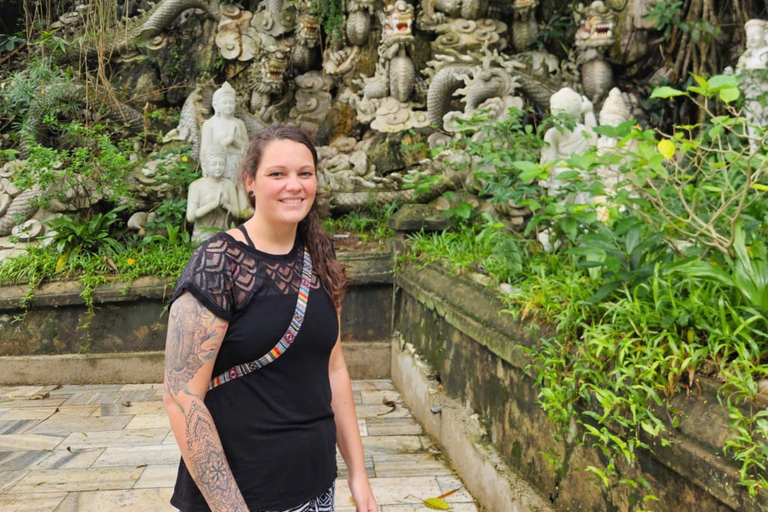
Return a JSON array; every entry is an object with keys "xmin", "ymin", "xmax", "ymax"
[
  {"xmin": 395, "ymin": 263, "xmax": 767, "ymax": 512},
  {"xmin": 0, "ymin": 252, "xmax": 393, "ymax": 356}
]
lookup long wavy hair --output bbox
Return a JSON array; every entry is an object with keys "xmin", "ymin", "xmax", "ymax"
[{"xmin": 241, "ymin": 125, "xmax": 347, "ymax": 312}]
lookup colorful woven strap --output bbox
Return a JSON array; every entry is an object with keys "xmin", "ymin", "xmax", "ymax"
[{"xmin": 209, "ymin": 245, "xmax": 312, "ymax": 390}]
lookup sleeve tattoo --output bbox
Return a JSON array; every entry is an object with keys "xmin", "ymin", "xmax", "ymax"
[
  {"xmin": 163, "ymin": 293, "xmax": 248, "ymax": 512},
  {"xmin": 164, "ymin": 293, "xmax": 224, "ymax": 397}
]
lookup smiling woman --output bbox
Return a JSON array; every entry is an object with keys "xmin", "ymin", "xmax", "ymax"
[{"xmin": 163, "ymin": 125, "xmax": 378, "ymax": 512}]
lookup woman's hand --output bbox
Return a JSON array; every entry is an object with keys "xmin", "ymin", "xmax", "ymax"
[{"xmin": 349, "ymin": 474, "xmax": 377, "ymax": 512}]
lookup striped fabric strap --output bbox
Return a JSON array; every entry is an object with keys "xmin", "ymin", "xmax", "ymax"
[{"xmin": 209, "ymin": 246, "xmax": 312, "ymax": 390}]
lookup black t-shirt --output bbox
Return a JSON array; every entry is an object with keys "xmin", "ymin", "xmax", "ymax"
[{"xmin": 168, "ymin": 231, "xmax": 339, "ymax": 511}]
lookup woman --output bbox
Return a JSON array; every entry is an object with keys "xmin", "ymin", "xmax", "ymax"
[{"xmin": 163, "ymin": 125, "xmax": 378, "ymax": 512}]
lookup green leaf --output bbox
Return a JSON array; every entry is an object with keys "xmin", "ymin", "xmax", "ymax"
[
  {"xmin": 719, "ymin": 87, "xmax": 740, "ymax": 103},
  {"xmin": 650, "ymin": 86, "xmax": 686, "ymax": 99},
  {"xmin": 750, "ymin": 183, "xmax": 768, "ymax": 192},
  {"xmin": 707, "ymin": 74, "xmax": 739, "ymax": 92}
]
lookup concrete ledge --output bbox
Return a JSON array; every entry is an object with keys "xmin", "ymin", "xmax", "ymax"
[
  {"xmin": 0, "ymin": 341, "xmax": 392, "ymax": 385},
  {"xmin": 391, "ymin": 337, "xmax": 553, "ymax": 512}
]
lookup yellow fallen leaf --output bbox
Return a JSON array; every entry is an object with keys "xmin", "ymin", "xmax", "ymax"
[
  {"xmin": 657, "ymin": 139, "xmax": 675, "ymax": 159},
  {"xmin": 424, "ymin": 497, "xmax": 451, "ymax": 510}
]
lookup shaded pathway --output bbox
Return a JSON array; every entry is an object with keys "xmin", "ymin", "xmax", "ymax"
[{"xmin": 0, "ymin": 380, "xmax": 480, "ymax": 511}]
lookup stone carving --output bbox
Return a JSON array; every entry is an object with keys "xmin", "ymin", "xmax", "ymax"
[
  {"xmin": 251, "ymin": 0, "xmax": 297, "ymax": 44},
  {"xmin": 511, "ymin": 0, "xmax": 539, "ymax": 53},
  {"xmin": 540, "ymin": 87, "xmax": 596, "ymax": 202},
  {"xmin": 573, "ymin": 1, "xmax": 617, "ymax": 105},
  {"xmin": 735, "ymin": 19, "xmax": 768, "ymax": 153},
  {"xmin": 249, "ymin": 45, "xmax": 291, "ymax": 119},
  {"xmin": 420, "ymin": 0, "xmax": 486, "ymax": 27},
  {"xmin": 347, "ymin": 0, "xmax": 375, "ymax": 46},
  {"xmin": 292, "ymin": 7, "xmax": 322, "ymax": 73},
  {"xmin": 596, "ymin": 87, "xmax": 633, "ymax": 196},
  {"xmin": 12, "ymin": 219, "xmax": 45, "ymax": 242},
  {"xmin": 200, "ymin": 82, "xmax": 250, "ymax": 216},
  {"xmin": 430, "ymin": 18, "xmax": 508, "ymax": 56},
  {"xmin": 216, "ymin": 4, "xmax": 256, "ymax": 61},
  {"xmin": 186, "ymin": 143, "xmax": 240, "ymax": 243},
  {"xmin": 290, "ymin": 71, "xmax": 334, "ymax": 128}
]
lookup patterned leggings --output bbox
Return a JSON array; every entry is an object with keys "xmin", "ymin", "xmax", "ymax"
[{"xmin": 263, "ymin": 485, "xmax": 334, "ymax": 512}]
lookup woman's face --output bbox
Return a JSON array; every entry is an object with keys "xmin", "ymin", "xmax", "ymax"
[{"xmin": 246, "ymin": 139, "xmax": 317, "ymax": 226}]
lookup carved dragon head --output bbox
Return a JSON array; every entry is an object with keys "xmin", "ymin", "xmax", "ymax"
[
  {"xmin": 574, "ymin": 1, "xmax": 617, "ymax": 50},
  {"xmin": 297, "ymin": 11, "xmax": 321, "ymax": 47},
  {"xmin": 253, "ymin": 45, "xmax": 290, "ymax": 93},
  {"xmin": 512, "ymin": 0, "xmax": 539, "ymax": 18},
  {"xmin": 382, "ymin": 0, "xmax": 414, "ymax": 44}
]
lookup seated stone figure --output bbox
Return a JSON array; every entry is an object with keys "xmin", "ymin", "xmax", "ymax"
[
  {"xmin": 200, "ymin": 82, "xmax": 250, "ymax": 215},
  {"xmin": 540, "ymin": 86, "xmax": 597, "ymax": 204},
  {"xmin": 186, "ymin": 143, "xmax": 239, "ymax": 243}
]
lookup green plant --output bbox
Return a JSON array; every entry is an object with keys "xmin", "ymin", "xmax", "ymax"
[
  {"xmin": 0, "ymin": 31, "xmax": 25, "ymax": 51},
  {"xmin": 48, "ymin": 206, "xmax": 127, "ymax": 267},
  {"xmin": 322, "ymin": 201, "xmax": 400, "ymax": 244}
]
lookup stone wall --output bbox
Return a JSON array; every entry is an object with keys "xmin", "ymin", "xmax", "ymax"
[
  {"xmin": 395, "ymin": 263, "xmax": 768, "ymax": 512},
  {"xmin": 0, "ymin": 252, "xmax": 393, "ymax": 356}
]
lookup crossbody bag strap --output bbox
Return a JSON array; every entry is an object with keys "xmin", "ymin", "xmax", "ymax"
[{"xmin": 209, "ymin": 245, "xmax": 312, "ymax": 390}]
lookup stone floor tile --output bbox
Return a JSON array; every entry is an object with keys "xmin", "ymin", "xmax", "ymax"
[
  {"xmin": 60, "ymin": 428, "xmax": 169, "ymax": 450},
  {"xmin": 361, "ymin": 435, "xmax": 424, "ymax": 455},
  {"xmin": 0, "ymin": 419, "xmax": 41, "ymax": 434},
  {"xmin": 372, "ymin": 454, "xmax": 454, "ymax": 478},
  {"xmin": 335, "ymin": 476, "xmax": 442, "ymax": 507},
  {"xmin": 133, "ymin": 464, "xmax": 178, "ymax": 488},
  {"xmin": 150, "ymin": 389, "xmax": 165, "ymax": 401},
  {"xmin": 0, "ymin": 396, "xmax": 71, "ymax": 408},
  {"xmin": 336, "ymin": 454, "xmax": 375, "ymax": 479},
  {"xmin": 354, "ymin": 404, "xmax": 412, "ymax": 420},
  {"xmin": 47, "ymin": 385, "xmax": 123, "ymax": 396},
  {"xmin": 0, "ymin": 406, "xmax": 9, "ymax": 418},
  {"xmin": 162, "ymin": 430, "xmax": 178, "ymax": 446},
  {"xmin": 0, "ymin": 491, "xmax": 67, "ymax": 512},
  {"xmin": 352, "ymin": 390, "xmax": 362, "ymax": 404},
  {"xmin": 52, "ymin": 488, "xmax": 174, "ymax": 512},
  {"xmin": 28, "ymin": 415, "xmax": 132, "ymax": 436},
  {"xmin": 0, "ymin": 434, "xmax": 64, "ymax": 451},
  {"xmin": 124, "ymin": 413, "xmax": 170, "ymax": 430},
  {"xmin": 366, "ymin": 418, "xmax": 423, "ymax": 436},
  {"xmin": 435, "ymin": 476, "xmax": 475, "ymax": 503},
  {"xmin": 370, "ymin": 380, "xmax": 396, "ymax": 391},
  {"xmin": 361, "ymin": 390, "xmax": 403, "ymax": 405},
  {"xmin": 62, "ymin": 390, "xmax": 155, "ymax": 407},
  {"xmin": 380, "ymin": 505, "xmax": 478, "ymax": 512},
  {"xmin": 351, "ymin": 381, "xmax": 379, "ymax": 392},
  {"xmin": 8, "ymin": 467, "xmax": 144, "ymax": 493},
  {"xmin": 0, "ymin": 448, "xmax": 103, "ymax": 470},
  {"xmin": 98, "ymin": 401, "xmax": 165, "ymax": 417},
  {"xmin": 0, "ymin": 471, "xmax": 28, "ymax": 492},
  {"xmin": 0, "ymin": 386, "xmax": 46, "ymax": 397},
  {"xmin": 119, "ymin": 384, "xmax": 162, "ymax": 393},
  {"xmin": 2, "ymin": 406, "xmax": 99, "ymax": 421},
  {"xmin": 92, "ymin": 445, "xmax": 180, "ymax": 468}
]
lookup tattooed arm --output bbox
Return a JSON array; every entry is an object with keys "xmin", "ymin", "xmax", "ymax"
[{"xmin": 162, "ymin": 292, "xmax": 249, "ymax": 512}]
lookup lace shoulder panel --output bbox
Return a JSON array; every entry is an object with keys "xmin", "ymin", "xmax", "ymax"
[{"xmin": 171, "ymin": 234, "xmax": 263, "ymax": 320}]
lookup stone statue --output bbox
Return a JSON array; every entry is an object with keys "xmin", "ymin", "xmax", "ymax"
[
  {"xmin": 540, "ymin": 87, "xmax": 596, "ymax": 202},
  {"xmin": 594, "ymin": 87, "xmax": 636, "ymax": 221},
  {"xmin": 200, "ymin": 82, "xmax": 250, "ymax": 214},
  {"xmin": 736, "ymin": 19, "xmax": 768, "ymax": 152},
  {"xmin": 187, "ymin": 143, "xmax": 239, "ymax": 243}
]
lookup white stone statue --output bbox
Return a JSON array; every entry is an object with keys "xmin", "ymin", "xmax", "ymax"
[
  {"xmin": 200, "ymin": 82, "xmax": 250, "ymax": 214},
  {"xmin": 736, "ymin": 19, "xmax": 768, "ymax": 152},
  {"xmin": 540, "ymin": 87, "xmax": 596, "ymax": 203},
  {"xmin": 597, "ymin": 88, "xmax": 632, "ymax": 192},
  {"xmin": 187, "ymin": 143, "xmax": 239, "ymax": 243}
]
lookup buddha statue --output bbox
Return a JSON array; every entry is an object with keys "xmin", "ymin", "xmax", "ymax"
[{"xmin": 187, "ymin": 143, "xmax": 239, "ymax": 243}]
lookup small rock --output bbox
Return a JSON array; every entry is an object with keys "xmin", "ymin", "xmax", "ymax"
[
  {"xmin": 758, "ymin": 379, "xmax": 768, "ymax": 395},
  {"xmin": 499, "ymin": 283, "xmax": 513, "ymax": 295}
]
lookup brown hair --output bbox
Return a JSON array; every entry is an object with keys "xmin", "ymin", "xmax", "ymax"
[{"xmin": 241, "ymin": 125, "xmax": 347, "ymax": 312}]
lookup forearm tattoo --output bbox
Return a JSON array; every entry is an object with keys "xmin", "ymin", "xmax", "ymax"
[
  {"xmin": 185, "ymin": 401, "xmax": 248, "ymax": 511},
  {"xmin": 164, "ymin": 293, "xmax": 225, "ymax": 396}
]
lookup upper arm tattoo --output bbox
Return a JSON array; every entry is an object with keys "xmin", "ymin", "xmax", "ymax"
[{"xmin": 164, "ymin": 293, "xmax": 227, "ymax": 397}]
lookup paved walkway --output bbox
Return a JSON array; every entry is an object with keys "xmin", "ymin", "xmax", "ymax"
[{"xmin": 0, "ymin": 380, "xmax": 479, "ymax": 512}]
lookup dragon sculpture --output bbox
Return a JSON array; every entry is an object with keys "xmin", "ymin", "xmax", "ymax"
[
  {"xmin": 511, "ymin": 0, "xmax": 539, "ymax": 53},
  {"xmin": 292, "ymin": 8, "xmax": 322, "ymax": 73},
  {"xmin": 249, "ymin": 45, "xmax": 291, "ymax": 120},
  {"xmin": 573, "ymin": 1, "xmax": 618, "ymax": 105}
]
